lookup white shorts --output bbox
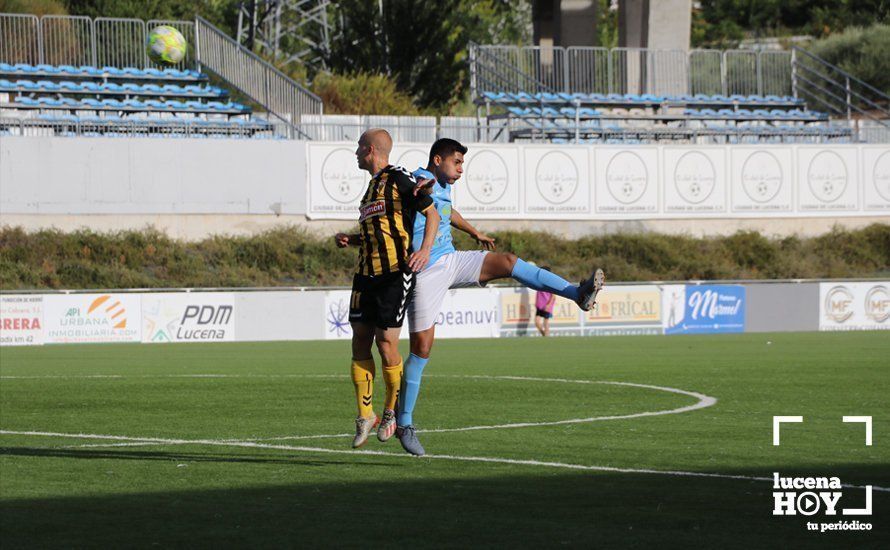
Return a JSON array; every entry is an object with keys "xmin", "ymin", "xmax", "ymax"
[{"xmin": 408, "ymin": 250, "xmax": 489, "ymax": 333}]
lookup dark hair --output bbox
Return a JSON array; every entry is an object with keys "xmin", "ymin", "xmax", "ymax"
[
  {"xmin": 428, "ymin": 138, "xmax": 467, "ymax": 165},
  {"xmin": 540, "ymin": 265, "xmax": 551, "ymax": 272}
]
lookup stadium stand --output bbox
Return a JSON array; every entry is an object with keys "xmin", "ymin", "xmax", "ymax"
[
  {"xmin": 0, "ymin": 61, "xmax": 274, "ymax": 138},
  {"xmin": 1, "ymin": 13, "xmax": 886, "ymax": 143},
  {"xmin": 0, "ymin": 14, "xmax": 324, "ymax": 139},
  {"xmin": 467, "ymin": 44, "xmax": 890, "ymax": 144}
]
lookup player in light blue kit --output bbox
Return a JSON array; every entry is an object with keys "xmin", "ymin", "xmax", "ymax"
[{"xmin": 396, "ymin": 138, "xmax": 605, "ymax": 455}]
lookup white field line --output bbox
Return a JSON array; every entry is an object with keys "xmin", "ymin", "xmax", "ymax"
[
  {"xmin": 251, "ymin": 378, "xmax": 716, "ymax": 442},
  {"xmin": 0, "ymin": 374, "xmax": 713, "ymax": 441},
  {"xmin": 2, "ymin": 429, "xmax": 887, "ymax": 493}
]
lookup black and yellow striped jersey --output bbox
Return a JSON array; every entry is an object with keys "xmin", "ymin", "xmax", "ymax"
[{"xmin": 356, "ymin": 165, "xmax": 434, "ymax": 276}]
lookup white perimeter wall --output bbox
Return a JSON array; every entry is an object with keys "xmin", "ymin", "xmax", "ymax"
[
  {"xmin": 0, "ymin": 137, "xmax": 306, "ymax": 215},
  {"xmin": 2, "ymin": 282, "xmax": 887, "ymax": 347},
  {"xmin": 1, "ymin": 137, "xmax": 888, "ymax": 235}
]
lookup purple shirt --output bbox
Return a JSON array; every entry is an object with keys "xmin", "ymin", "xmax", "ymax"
[{"xmin": 535, "ymin": 291, "xmax": 554, "ymax": 312}]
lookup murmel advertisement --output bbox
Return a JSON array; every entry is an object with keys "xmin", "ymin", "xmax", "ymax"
[
  {"xmin": 819, "ymin": 282, "xmax": 890, "ymax": 331},
  {"xmin": 42, "ymin": 293, "xmax": 141, "ymax": 344},
  {"xmin": 663, "ymin": 284, "xmax": 746, "ymax": 334},
  {"xmin": 0, "ymin": 294, "xmax": 44, "ymax": 346},
  {"xmin": 142, "ymin": 292, "xmax": 235, "ymax": 343}
]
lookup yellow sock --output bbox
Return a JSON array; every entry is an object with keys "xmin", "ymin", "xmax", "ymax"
[
  {"xmin": 351, "ymin": 358, "xmax": 376, "ymax": 418},
  {"xmin": 382, "ymin": 360, "xmax": 403, "ymax": 411}
]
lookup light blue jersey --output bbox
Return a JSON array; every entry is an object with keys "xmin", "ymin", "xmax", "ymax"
[{"xmin": 411, "ymin": 167, "xmax": 454, "ymax": 266}]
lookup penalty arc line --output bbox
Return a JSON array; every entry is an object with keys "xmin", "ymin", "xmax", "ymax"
[
  {"xmin": 249, "ymin": 377, "xmax": 717, "ymax": 441},
  {"xmin": 1, "ymin": 429, "xmax": 887, "ymax": 493},
  {"xmin": 0, "ymin": 375, "xmax": 715, "ymax": 441}
]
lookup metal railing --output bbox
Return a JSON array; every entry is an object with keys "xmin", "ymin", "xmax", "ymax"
[
  {"xmin": 791, "ymin": 46, "xmax": 890, "ymax": 132},
  {"xmin": 41, "ymin": 15, "xmax": 93, "ymax": 66},
  {"xmin": 194, "ymin": 16, "xmax": 322, "ymax": 135},
  {"xmin": 0, "ymin": 12, "xmax": 196, "ymax": 69},
  {"xmin": 471, "ymin": 44, "xmax": 795, "ymax": 99},
  {"xmin": 469, "ymin": 42, "xmax": 554, "ymax": 96},
  {"xmin": 565, "ymin": 47, "xmax": 609, "ymax": 94},
  {"xmin": 0, "ymin": 13, "xmax": 40, "ymax": 64}
]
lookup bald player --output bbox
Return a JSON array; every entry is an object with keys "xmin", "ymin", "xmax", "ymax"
[{"xmin": 334, "ymin": 129, "xmax": 440, "ymax": 448}]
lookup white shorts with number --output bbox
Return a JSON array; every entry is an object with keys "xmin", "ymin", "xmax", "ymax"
[{"xmin": 408, "ymin": 250, "xmax": 489, "ymax": 333}]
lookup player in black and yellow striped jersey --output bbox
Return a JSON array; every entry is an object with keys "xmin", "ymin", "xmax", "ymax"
[{"xmin": 334, "ymin": 129, "xmax": 440, "ymax": 448}]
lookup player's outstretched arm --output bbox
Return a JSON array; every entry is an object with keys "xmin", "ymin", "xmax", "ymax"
[
  {"xmin": 451, "ymin": 208, "xmax": 496, "ymax": 251},
  {"xmin": 408, "ymin": 206, "xmax": 440, "ymax": 272}
]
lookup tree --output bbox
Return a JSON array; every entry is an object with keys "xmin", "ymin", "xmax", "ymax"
[
  {"xmin": 693, "ymin": 0, "xmax": 890, "ymax": 47},
  {"xmin": 325, "ymin": 0, "xmax": 531, "ymax": 110}
]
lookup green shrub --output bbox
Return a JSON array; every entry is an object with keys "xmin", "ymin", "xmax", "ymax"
[
  {"xmin": 808, "ymin": 24, "xmax": 890, "ymax": 96},
  {"xmin": 2, "ymin": 224, "xmax": 888, "ymax": 290},
  {"xmin": 311, "ymin": 72, "xmax": 420, "ymax": 116}
]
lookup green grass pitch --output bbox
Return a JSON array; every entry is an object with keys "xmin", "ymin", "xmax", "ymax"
[{"xmin": 1, "ymin": 332, "xmax": 888, "ymax": 548}]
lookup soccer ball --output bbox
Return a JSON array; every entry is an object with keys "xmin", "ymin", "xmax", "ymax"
[{"xmin": 146, "ymin": 26, "xmax": 187, "ymax": 65}]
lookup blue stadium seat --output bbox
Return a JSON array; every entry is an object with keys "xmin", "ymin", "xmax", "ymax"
[
  {"xmin": 58, "ymin": 81, "xmax": 81, "ymax": 91},
  {"xmin": 81, "ymin": 98, "xmax": 103, "ymax": 108},
  {"xmin": 101, "ymin": 66, "xmax": 125, "ymax": 76},
  {"xmin": 36, "ymin": 80, "xmax": 61, "ymax": 91},
  {"xmin": 15, "ymin": 79, "xmax": 39, "ymax": 90},
  {"xmin": 122, "ymin": 99, "xmax": 146, "ymax": 109},
  {"xmin": 15, "ymin": 97, "xmax": 39, "ymax": 106},
  {"xmin": 35, "ymin": 64, "xmax": 61, "ymax": 74}
]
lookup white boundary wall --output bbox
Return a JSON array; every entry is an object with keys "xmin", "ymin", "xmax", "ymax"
[
  {"xmin": 2, "ymin": 137, "xmax": 888, "ymax": 221},
  {"xmin": 2, "ymin": 281, "xmax": 887, "ymax": 346}
]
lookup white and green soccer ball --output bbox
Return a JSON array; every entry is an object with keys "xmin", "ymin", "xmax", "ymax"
[{"xmin": 146, "ymin": 25, "xmax": 187, "ymax": 65}]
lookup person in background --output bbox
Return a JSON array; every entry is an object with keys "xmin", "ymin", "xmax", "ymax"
[{"xmin": 534, "ymin": 266, "xmax": 557, "ymax": 337}]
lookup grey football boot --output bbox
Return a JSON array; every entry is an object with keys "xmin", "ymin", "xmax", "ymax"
[{"xmin": 396, "ymin": 425, "xmax": 425, "ymax": 456}]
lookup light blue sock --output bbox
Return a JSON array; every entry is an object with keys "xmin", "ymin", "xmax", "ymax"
[
  {"xmin": 398, "ymin": 353, "xmax": 428, "ymax": 427},
  {"xmin": 511, "ymin": 258, "xmax": 579, "ymax": 301}
]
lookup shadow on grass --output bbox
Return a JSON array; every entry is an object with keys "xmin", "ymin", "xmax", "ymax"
[
  {"xmin": 1, "ymin": 446, "xmax": 886, "ymax": 549},
  {"xmin": 0, "ymin": 446, "xmax": 376, "ymax": 468}
]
